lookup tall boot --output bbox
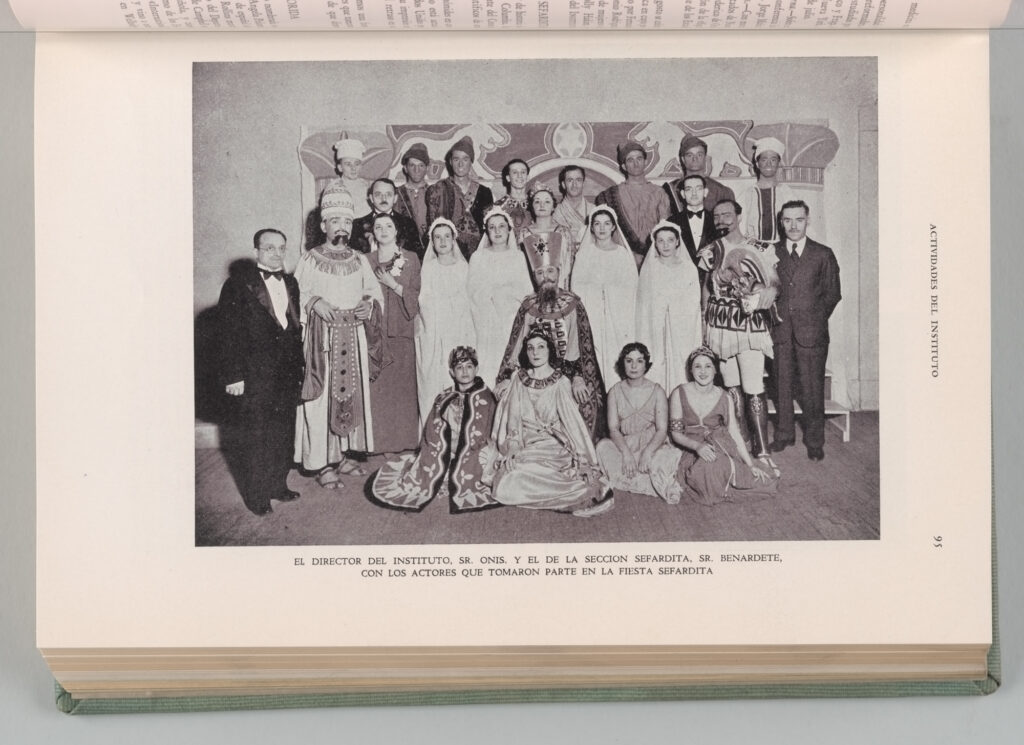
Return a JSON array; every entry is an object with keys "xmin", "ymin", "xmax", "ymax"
[
  {"xmin": 746, "ymin": 393, "xmax": 771, "ymax": 459},
  {"xmin": 726, "ymin": 387, "xmax": 751, "ymax": 450}
]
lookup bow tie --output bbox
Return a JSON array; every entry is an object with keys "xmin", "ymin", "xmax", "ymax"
[
  {"xmin": 260, "ymin": 269, "xmax": 284, "ymax": 281},
  {"xmin": 687, "ymin": 210, "xmax": 704, "ymax": 220}
]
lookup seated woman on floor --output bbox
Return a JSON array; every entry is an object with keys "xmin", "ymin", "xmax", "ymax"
[
  {"xmin": 668, "ymin": 346, "xmax": 778, "ymax": 506},
  {"xmin": 369, "ymin": 346, "xmax": 499, "ymax": 513},
  {"xmin": 491, "ymin": 328, "xmax": 614, "ymax": 517},
  {"xmin": 596, "ymin": 343, "xmax": 683, "ymax": 503}
]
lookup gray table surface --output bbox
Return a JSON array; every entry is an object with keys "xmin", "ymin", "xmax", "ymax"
[{"xmin": 2, "ymin": 4, "xmax": 1022, "ymax": 742}]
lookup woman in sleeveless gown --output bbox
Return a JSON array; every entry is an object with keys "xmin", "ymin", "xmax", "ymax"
[
  {"xmin": 596, "ymin": 343, "xmax": 682, "ymax": 502},
  {"xmin": 668, "ymin": 346, "xmax": 778, "ymax": 505},
  {"xmin": 491, "ymin": 329, "xmax": 614, "ymax": 517}
]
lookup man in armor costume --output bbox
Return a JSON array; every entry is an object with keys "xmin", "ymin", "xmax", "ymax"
[{"xmin": 702, "ymin": 198, "xmax": 781, "ymax": 473}]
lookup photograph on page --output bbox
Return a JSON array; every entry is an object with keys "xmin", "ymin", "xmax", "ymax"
[
  {"xmin": 192, "ymin": 56, "xmax": 879, "ymax": 547},
  {"xmin": 34, "ymin": 30, "xmax": 990, "ymax": 649}
]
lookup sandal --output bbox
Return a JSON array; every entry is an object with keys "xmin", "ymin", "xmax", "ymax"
[
  {"xmin": 334, "ymin": 459, "xmax": 367, "ymax": 477},
  {"xmin": 757, "ymin": 455, "xmax": 781, "ymax": 478},
  {"xmin": 316, "ymin": 467, "xmax": 344, "ymax": 489}
]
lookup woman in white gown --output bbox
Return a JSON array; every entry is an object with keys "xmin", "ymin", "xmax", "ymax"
[
  {"xmin": 570, "ymin": 205, "xmax": 639, "ymax": 388},
  {"xmin": 636, "ymin": 220, "xmax": 703, "ymax": 394},
  {"xmin": 491, "ymin": 328, "xmax": 614, "ymax": 517},
  {"xmin": 414, "ymin": 217, "xmax": 477, "ymax": 420},
  {"xmin": 467, "ymin": 206, "xmax": 534, "ymax": 385}
]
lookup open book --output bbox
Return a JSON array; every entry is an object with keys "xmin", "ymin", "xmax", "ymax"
[{"xmin": 26, "ymin": 0, "xmax": 1000, "ymax": 711}]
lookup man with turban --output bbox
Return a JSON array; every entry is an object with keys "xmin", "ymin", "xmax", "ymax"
[
  {"xmin": 425, "ymin": 136, "xmax": 494, "ymax": 261},
  {"xmin": 740, "ymin": 136, "xmax": 799, "ymax": 243}
]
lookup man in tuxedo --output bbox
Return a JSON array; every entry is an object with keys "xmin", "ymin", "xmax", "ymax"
[
  {"xmin": 663, "ymin": 134, "xmax": 736, "ymax": 214},
  {"xmin": 665, "ymin": 173, "xmax": 718, "ymax": 286},
  {"xmin": 218, "ymin": 228, "xmax": 305, "ymax": 515},
  {"xmin": 349, "ymin": 177, "xmax": 424, "ymax": 258},
  {"xmin": 770, "ymin": 200, "xmax": 842, "ymax": 461}
]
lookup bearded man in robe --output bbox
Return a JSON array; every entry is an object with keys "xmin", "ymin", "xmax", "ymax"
[{"xmin": 494, "ymin": 239, "xmax": 605, "ymax": 440}]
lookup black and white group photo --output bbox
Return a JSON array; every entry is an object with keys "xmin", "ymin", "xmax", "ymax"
[{"xmin": 193, "ymin": 57, "xmax": 879, "ymax": 546}]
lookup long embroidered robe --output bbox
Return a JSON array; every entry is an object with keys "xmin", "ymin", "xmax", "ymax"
[
  {"xmin": 496, "ymin": 291, "xmax": 606, "ymax": 440},
  {"xmin": 370, "ymin": 378, "xmax": 499, "ymax": 513}
]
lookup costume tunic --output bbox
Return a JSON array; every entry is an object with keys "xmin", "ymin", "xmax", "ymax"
[
  {"xmin": 493, "ymin": 194, "xmax": 530, "ymax": 236},
  {"xmin": 671, "ymin": 385, "xmax": 778, "ymax": 505},
  {"xmin": 491, "ymin": 369, "xmax": 609, "ymax": 513},
  {"xmin": 703, "ymin": 237, "xmax": 780, "ymax": 360},
  {"xmin": 571, "ymin": 230, "xmax": 639, "ymax": 387},
  {"xmin": 395, "ymin": 182, "xmax": 430, "ymax": 239},
  {"xmin": 366, "ymin": 248, "xmax": 422, "ymax": 453},
  {"xmin": 595, "ymin": 182, "xmax": 670, "ymax": 257},
  {"xmin": 596, "ymin": 381, "xmax": 682, "ymax": 502},
  {"xmin": 466, "ymin": 238, "xmax": 533, "ymax": 386},
  {"xmin": 636, "ymin": 251, "xmax": 703, "ymax": 393},
  {"xmin": 739, "ymin": 182, "xmax": 798, "ymax": 242},
  {"xmin": 425, "ymin": 178, "xmax": 494, "ymax": 260},
  {"xmin": 294, "ymin": 244, "xmax": 384, "ymax": 469},
  {"xmin": 552, "ymin": 198, "xmax": 595, "ymax": 249},
  {"xmin": 370, "ymin": 378, "xmax": 499, "ymax": 513},
  {"xmin": 414, "ymin": 247, "xmax": 476, "ymax": 420}
]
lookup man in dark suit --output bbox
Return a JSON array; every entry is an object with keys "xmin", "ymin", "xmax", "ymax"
[
  {"xmin": 770, "ymin": 201, "xmax": 842, "ymax": 461},
  {"xmin": 665, "ymin": 174, "xmax": 718, "ymax": 285},
  {"xmin": 348, "ymin": 178, "xmax": 424, "ymax": 259},
  {"xmin": 218, "ymin": 228, "xmax": 305, "ymax": 515}
]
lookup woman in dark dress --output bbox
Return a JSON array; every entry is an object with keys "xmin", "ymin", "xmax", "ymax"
[{"xmin": 366, "ymin": 212, "xmax": 422, "ymax": 455}]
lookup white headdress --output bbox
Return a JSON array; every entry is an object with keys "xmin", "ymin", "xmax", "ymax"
[
  {"xmin": 333, "ymin": 138, "xmax": 365, "ymax": 161},
  {"xmin": 751, "ymin": 137, "xmax": 785, "ymax": 160}
]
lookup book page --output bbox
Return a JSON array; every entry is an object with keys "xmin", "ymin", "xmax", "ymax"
[
  {"xmin": 36, "ymin": 30, "xmax": 990, "ymax": 651},
  {"xmin": 11, "ymin": 0, "xmax": 1013, "ymax": 31}
]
